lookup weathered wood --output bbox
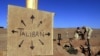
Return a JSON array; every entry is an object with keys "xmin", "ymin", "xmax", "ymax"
[{"xmin": 7, "ymin": 5, "xmax": 54, "ymax": 56}]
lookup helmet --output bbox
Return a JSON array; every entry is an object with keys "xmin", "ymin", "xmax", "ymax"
[
  {"xmin": 77, "ymin": 27, "xmax": 80, "ymax": 29},
  {"xmin": 82, "ymin": 26, "xmax": 85, "ymax": 29}
]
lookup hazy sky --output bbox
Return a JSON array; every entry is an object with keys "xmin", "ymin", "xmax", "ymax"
[{"xmin": 0, "ymin": 0, "xmax": 100, "ymax": 28}]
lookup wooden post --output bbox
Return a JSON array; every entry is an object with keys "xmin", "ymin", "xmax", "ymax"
[
  {"xmin": 26, "ymin": 0, "xmax": 38, "ymax": 9},
  {"xmin": 58, "ymin": 33, "xmax": 61, "ymax": 45}
]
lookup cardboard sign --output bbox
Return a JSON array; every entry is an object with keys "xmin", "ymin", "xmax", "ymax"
[{"xmin": 7, "ymin": 5, "xmax": 54, "ymax": 56}]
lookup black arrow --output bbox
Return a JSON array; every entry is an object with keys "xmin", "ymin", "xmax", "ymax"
[
  {"xmin": 17, "ymin": 28, "xmax": 24, "ymax": 30},
  {"xmin": 30, "ymin": 40, "xmax": 34, "ymax": 50},
  {"xmin": 18, "ymin": 40, "xmax": 24, "ymax": 47},
  {"xmin": 21, "ymin": 20, "xmax": 26, "ymax": 26},
  {"xmin": 12, "ymin": 30, "xmax": 18, "ymax": 33},
  {"xmin": 38, "ymin": 21, "xmax": 42, "ymax": 27},
  {"xmin": 40, "ymin": 21, "xmax": 42, "ymax": 24},
  {"xmin": 31, "ymin": 15, "xmax": 35, "ymax": 23},
  {"xmin": 39, "ymin": 39, "xmax": 44, "ymax": 45},
  {"xmin": 45, "ymin": 32, "xmax": 50, "ymax": 36}
]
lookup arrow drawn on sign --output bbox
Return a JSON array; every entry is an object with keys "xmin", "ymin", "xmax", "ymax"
[
  {"xmin": 37, "ymin": 21, "xmax": 42, "ymax": 27},
  {"xmin": 30, "ymin": 15, "xmax": 35, "ymax": 23},
  {"xmin": 12, "ymin": 30, "xmax": 18, "ymax": 33},
  {"xmin": 45, "ymin": 32, "xmax": 50, "ymax": 36},
  {"xmin": 18, "ymin": 40, "xmax": 24, "ymax": 47},
  {"xmin": 21, "ymin": 20, "xmax": 26, "ymax": 26},
  {"xmin": 30, "ymin": 40, "xmax": 34, "ymax": 50},
  {"xmin": 17, "ymin": 28, "xmax": 24, "ymax": 31},
  {"xmin": 39, "ymin": 39, "xmax": 44, "ymax": 45},
  {"xmin": 17, "ymin": 28, "xmax": 24, "ymax": 30}
]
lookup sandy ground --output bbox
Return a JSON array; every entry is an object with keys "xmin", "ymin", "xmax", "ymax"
[{"xmin": 0, "ymin": 28, "xmax": 100, "ymax": 56}]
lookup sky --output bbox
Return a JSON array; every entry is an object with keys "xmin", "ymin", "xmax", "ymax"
[{"xmin": 0, "ymin": 0, "xmax": 100, "ymax": 28}]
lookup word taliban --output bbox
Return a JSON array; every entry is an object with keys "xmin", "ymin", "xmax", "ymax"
[{"xmin": 18, "ymin": 29, "xmax": 46, "ymax": 37}]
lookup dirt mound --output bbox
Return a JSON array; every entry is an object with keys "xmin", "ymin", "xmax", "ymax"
[
  {"xmin": 0, "ymin": 28, "xmax": 100, "ymax": 56},
  {"xmin": 0, "ymin": 29, "xmax": 7, "ymax": 34}
]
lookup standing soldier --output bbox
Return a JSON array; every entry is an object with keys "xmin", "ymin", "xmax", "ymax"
[{"xmin": 82, "ymin": 26, "xmax": 93, "ymax": 39}]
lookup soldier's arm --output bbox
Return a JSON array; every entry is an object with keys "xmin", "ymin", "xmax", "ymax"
[{"xmin": 84, "ymin": 29, "xmax": 86, "ymax": 34}]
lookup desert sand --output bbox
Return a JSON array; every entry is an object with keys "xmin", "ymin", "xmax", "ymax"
[{"xmin": 0, "ymin": 28, "xmax": 100, "ymax": 56}]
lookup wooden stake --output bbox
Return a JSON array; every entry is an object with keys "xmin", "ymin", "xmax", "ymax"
[{"xmin": 26, "ymin": 0, "xmax": 38, "ymax": 9}]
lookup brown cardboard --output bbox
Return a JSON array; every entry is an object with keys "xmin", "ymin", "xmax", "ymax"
[{"xmin": 7, "ymin": 5, "xmax": 54, "ymax": 56}]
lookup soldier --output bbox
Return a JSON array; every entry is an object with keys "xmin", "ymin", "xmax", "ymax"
[
  {"xmin": 82, "ymin": 26, "xmax": 93, "ymax": 39},
  {"xmin": 74, "ymin": 27, "xmax": 82, "ymax": 39}
]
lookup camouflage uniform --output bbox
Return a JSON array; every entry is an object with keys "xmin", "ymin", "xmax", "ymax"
[
  {"xmin": 82, "ymin": 27, "xmax": 93, "ymax": 39},
  {"xmin": 74, "ymin": 27, "xmax": 82, "ymax": 39}
]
